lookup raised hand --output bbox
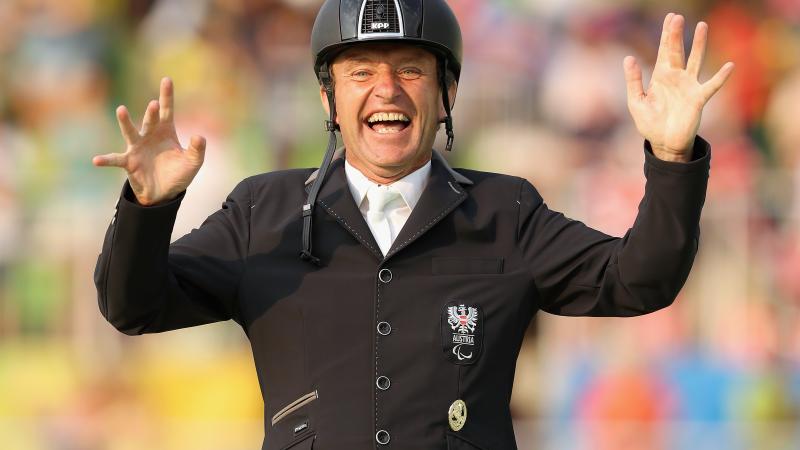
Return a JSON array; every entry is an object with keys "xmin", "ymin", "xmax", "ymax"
[
  {"xmin": 624, "ymin": 13, "xmax": 734, "ymax": 162},
  {"xmin": 93, "ymin": 78, "xmax": 206, "ymax": 205}
]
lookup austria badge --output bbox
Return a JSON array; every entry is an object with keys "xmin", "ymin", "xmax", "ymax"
[{"xmin": 442, "ymin": 302, "xmax": 484, "ymax": 365}]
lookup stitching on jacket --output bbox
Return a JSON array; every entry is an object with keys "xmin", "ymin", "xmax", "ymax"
[
  {"xmin": 514, "ymin": 178, "xmax": 525, "ymax": 244},
  {"xmin": 102, "ymin": 182, "xmax": 138, "ymax": 321},
  {"xmin": 386, "ymin": 193, "xmax": 465, "ymax": 258},
  {"xmin": 101, "ymin": 211, "xmax": 118, "ymax": 319},
  {"xmin": 246, "ymin": 177, "xmax": 253, "ymax": 255},
  {"xmin": 517, "ymin": 179, "xmax": 546, "ymax": 311},
  {"xmin": 374, "ymin": 282, "xmax": 381, "ymax": 444},
  {"xmin": 233, "ymin": 179, "xmax": 252, "ymax": 328},
  {"xmin": 318, "ymin": 199, "xmax": 382, "ymax": 258}
]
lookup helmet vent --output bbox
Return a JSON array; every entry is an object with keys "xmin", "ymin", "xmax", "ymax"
[{"xmin": 358, "ymin": 0, "xmax": 404, "ymax": 39}]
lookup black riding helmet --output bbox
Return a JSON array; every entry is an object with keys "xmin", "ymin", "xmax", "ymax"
[
  {"xmin": 300, "ymin": 0, "xmax": 463, "ymax": 265},
  {"xmin": 312, "ymin": 0, "xmax": 462, "ymax": 81}
]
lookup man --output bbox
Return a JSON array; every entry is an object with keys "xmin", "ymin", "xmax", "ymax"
[{"xmin": 92, "ymin": 0, "xmax": 733, "ymax": 448}]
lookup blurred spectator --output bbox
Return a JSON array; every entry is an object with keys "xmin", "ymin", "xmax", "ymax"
[{"xmin": 0, "ymin": 0, "xmax": 798, "ymax": 448}]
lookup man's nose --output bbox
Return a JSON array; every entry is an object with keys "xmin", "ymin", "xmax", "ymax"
[{"xmin": 373, "ymin": 69, "xmax": 401, "ymax": 102}]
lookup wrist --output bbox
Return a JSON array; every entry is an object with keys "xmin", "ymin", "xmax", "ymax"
[
  {"xmin": 650, "ymin": 143, "xmax": 692, "ymax": 163},
  {"xmin": 131, "ymin": 190, "xmax": 180, "ymax": 207}
]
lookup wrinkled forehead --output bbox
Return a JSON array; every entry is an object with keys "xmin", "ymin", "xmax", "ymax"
[{"xmin": 332, "ymin": 42, "xmax": 437, "ymax": 68}]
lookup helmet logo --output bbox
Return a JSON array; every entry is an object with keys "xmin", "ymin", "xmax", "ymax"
[{"xmin": 358, "ymin": 0, "xmax": 404, "ymax": 39}]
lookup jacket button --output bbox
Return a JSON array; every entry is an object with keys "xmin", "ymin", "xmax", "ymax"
[
  {"xmin": 376, "ymin": 375, "xmax": 391, "ymax": 390},
  {"xmin": 375, "ymin": 429, "xmax": 390, "ymax": 445},
  {"xmin": 378, "ymin": 268, "xmax": 392, "ymax": 283},
  {"xmin": 377, "ymin": 321, "xmax": 392, "ymax": 336}
]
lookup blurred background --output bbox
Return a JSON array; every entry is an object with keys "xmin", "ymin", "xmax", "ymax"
[{"xmin": 0, "ymin": 0, "xmax": 799, "ymax": 448}]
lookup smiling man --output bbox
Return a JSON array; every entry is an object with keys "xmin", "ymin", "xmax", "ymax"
[
  {"xmin": 325, "ymin": 43, "xmax": 455, "ymax": 184},
  {"xmin": 92, "ymin": 0, "xmax": 733, "ymax": 449}
]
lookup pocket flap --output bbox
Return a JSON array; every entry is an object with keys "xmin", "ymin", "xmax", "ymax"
[
  {"xmin": 432, "ymin": 257, "xmax": 504, "ymax": 275},
  {"xmin": 446, "ymin": 433, "xmax": 485, "ymax": 450},
  {"xmin": 282, "ymin": 433, "xmax": 314, "ymax": 450}
]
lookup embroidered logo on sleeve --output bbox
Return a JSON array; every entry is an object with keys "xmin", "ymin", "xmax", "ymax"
[{"xmin": 442, "ymin": 302, "xmax": 483, "ymax": 365}]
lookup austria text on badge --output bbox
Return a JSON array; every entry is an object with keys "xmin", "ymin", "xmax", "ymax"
[{"xmin": 442, "ymin": 302, "xmax": 484, "ymax": 365}]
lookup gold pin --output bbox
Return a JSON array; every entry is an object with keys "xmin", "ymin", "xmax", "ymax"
[{"xmin": 448, "ymin": 399, "xmax": 467, "ymax": 431}]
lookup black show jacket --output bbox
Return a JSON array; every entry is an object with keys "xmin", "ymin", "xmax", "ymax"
[{"xmin": 95, "ymin": 138, "xmax": 710, "ymax": 450}]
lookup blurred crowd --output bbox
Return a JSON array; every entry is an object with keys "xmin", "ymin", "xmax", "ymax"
[{"xmin": 0, "ymin": 0, "xmax": 799, "ymax": 448}]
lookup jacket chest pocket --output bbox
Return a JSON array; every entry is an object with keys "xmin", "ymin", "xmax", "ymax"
[
  {"xmin": 430, "ymin": 257, "xmax": 519, "ymax": 367},
  {"xmin": 432, "ymin": 257, "xmax": 504, "ymax": 275}
]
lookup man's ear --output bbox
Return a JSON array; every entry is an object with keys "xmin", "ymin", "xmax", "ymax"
[
  {"xmin": 319, "ymin": 84, "xmax": 340, "ymax": 125},
  {"xmin": 439, "ymin": 81, "xmax": 458, "ymax": 118},
  {"xmin": 448, "ymin": 80, "xmax": 458, "ymax": 109},
  {"xmin": 319, "ymin": 84, "xmax": 331, "ymax": 117}
]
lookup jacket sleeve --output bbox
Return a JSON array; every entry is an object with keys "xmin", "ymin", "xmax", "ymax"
[
  {"xmin": 94, "ymin": 179, "xmax": 251, "ymax": 335},
  {"xmin": 518, "ymin": 136, "xmax": 710, "ymax": 316}
]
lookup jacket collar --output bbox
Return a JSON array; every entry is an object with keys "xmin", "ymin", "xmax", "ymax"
[
  {"xmin": 304, "ymin": 148, "xmax": 473, "ymax": 188},
  {"xmin": 345, "ymin": 158, "xmax": 431, "ymax": 212},
  {"xmin": 308, "ymin": 149, "xmax": 471, "ymax": 261}
]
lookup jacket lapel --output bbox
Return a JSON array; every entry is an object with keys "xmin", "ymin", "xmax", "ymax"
[
  {"xmin": 304, "ymin": 149, "xmax": 472, "ymax": 262},
  {"xmin": 385, "ymin": 152, "xmax": 470, "ymax": 259},
  {"xmin": 306, "ymin": 154, "xmax": 384, "ymax": 260}
]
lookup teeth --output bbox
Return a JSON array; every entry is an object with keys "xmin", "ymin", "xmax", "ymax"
[
  {"xmin": 367, "ymin": 112, "xmax": 410, "ymax": 123},
  {"xmin": 373, "ymin": 123, "xmax": 405, "ymax": 134}
]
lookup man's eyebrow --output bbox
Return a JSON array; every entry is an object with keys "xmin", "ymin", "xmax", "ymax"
[
  {"xmin": 339, "ymin": 55, "xmax": 431, "ymax": 67},
  {"xmin": 396, "ymin": 57, "xmax": 429, "ymax": 65},
  {"xmin": 340, "ymin": 56, "xmax": 376, "ymax": 66}
]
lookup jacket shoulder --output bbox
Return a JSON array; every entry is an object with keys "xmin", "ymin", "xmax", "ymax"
[
  {"xmin": 242, "ymin": 168, "xmax": 316, "ymax": 189},
  {"xmin": 232, "ymin": 168, "xmax": 317, "ymax": 209},
  {"xmin": 453, "ymin": 168, "xmax": 529, "ymax": 193}
]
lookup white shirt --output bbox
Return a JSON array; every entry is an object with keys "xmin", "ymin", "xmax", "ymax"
[{"xmin": 344, "ymin": 158, "xmax": 431, "ymax": 254}]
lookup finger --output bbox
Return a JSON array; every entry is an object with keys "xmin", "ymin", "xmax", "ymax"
[
  {"xmin": 186, "ymin": 135, "xmax": 206, "ymax": 164},
  {"xmin": 92, "ymin": 152, "xmax": 128, "ymax": 168},
  {"xmin": 159, "ymin": 77, "xmax": 174, "ymax": 122},
  {"xmin": 702, "ymin": 62, "xmax": 735, "ymax": 101},
  {"xmin": 686, "ymin": 21, "xmax": 708, "ymax": 79},
  {"xmin": 116, "ymin": 106, "xmax": 139, "ymax": 145},
  {"xmin": 668, "ymin": 14, "xmax": 686, "ymax": 69},
  {"xmin": 654, "ymin": 13, "xmax": 675, "ymax": 67},
  {"xmin": 141, "ymin": 100, "xmax": 159, "ymax": 135},
  {"xmin": 623, "ymin": 56, "xmax": 645, "ymax": 102}
]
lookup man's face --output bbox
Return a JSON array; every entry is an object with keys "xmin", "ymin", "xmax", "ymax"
[{"xmin": 320, "ymin": 43, "xmax": 456, "ymax": 182}]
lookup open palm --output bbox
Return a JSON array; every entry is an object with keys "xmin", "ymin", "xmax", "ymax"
[
  {"xmin": 93, "ymin": 78, "xmax": 206, "ymax": 205},
  {"xmin": 624, "ymin": 13, "xmax": 734, "ymax": 162}
]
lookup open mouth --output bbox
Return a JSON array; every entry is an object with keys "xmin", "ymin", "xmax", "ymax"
[{"xmin": 365, "ymin": 112, "xmax": 411, "ymax": 135}]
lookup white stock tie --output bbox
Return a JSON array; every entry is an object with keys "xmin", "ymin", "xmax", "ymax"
[{"xmin": 366, "ymin": 185, "xmax": 402, "ymax": 256}]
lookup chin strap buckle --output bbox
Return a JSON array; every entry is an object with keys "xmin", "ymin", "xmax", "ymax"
[
  {"xmin": 443, "ymin": 117, "xmax": 454, "ymax": 151},
  {"xmin": 299, "ymin": 250, "xmax": 321, "ymax": 266},
  {"xmin": 438, "ymin": 58, "xmax": 455, "ymax": 152}
]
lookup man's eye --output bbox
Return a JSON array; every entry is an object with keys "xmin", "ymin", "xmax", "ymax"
[
  {"xmin": 399, "ymin": 68, "xmax": 422, "ymax": 79},
  {"xmin": 352, "ymin": 70, "xmax": 370, "ymax": 78}
]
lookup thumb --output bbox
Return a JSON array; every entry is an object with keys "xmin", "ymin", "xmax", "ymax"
[
  {"xmin": 186, "ymin": 135, "xmax": 206, "ymax": 164},
  {"xmin": 92, "ymin": 152, "xmax": 127, "ymax": 168}
]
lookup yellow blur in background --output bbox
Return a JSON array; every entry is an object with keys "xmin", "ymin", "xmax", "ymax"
[{"xmin": 1, "ymin": 0, "xmax": 799, "ymax": 448}]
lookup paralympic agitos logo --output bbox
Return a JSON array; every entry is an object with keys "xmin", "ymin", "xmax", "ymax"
[{"xmin": 442, "ymin": 302, "xmax": 484, "ymax": 365}]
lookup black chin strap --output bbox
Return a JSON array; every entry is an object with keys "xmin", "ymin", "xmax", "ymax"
[
  {"xmin": 438, "ymin": 58, "xmax": 455, "ymax": 151},
  {"xmin": 300, "ymin": 62, "xmax": 338, "ymax": 266}
]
